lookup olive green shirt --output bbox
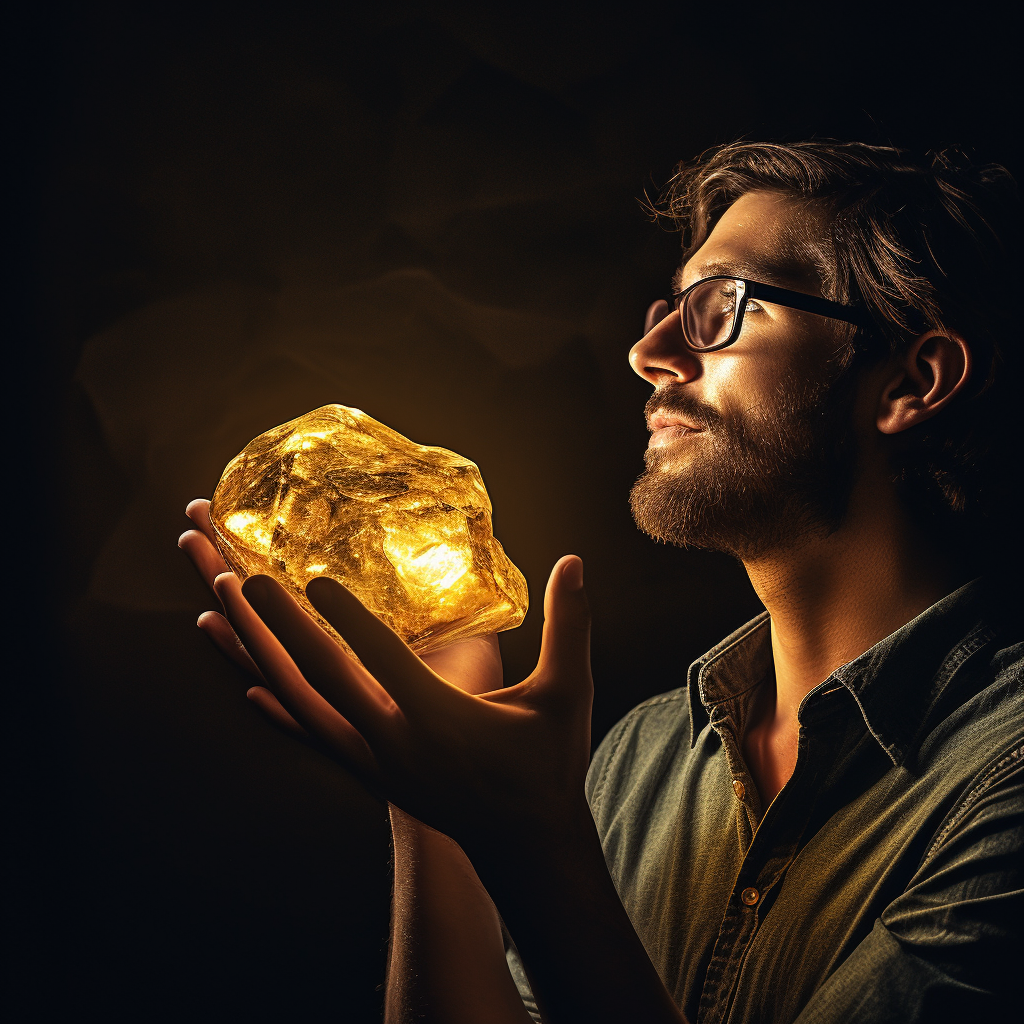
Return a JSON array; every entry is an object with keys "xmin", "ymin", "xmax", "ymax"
[{"xmin": 507, "ymin": 577, "xmax": 1023, "ymax": 1021}]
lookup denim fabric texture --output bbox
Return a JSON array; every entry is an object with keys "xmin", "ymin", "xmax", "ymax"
[{"xmin": 506, "ymin": 576, "xmax": 1023, "ymax": 1021}]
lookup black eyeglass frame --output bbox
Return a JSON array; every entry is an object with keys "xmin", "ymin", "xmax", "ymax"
[{"xmin": 671, "ymin": 275, "xmax": 872, "ymax": 352}]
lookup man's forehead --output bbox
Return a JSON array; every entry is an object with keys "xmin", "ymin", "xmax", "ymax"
[{"xmin": 674, "ymin": 192, "xmax": 828, "ymax": 294}]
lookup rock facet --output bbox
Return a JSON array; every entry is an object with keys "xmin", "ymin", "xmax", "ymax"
[{"xmin": 210, "ymin": 405, "xmax": 528, "ymax": 654}]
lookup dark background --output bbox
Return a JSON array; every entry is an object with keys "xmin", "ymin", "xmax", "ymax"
[{"xmin": 12, "ymin": 2, "xmax": 1020, "ymax": 1020}]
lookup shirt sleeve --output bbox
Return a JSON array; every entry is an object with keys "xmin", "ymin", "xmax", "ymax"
[
  {"xmin": 503, "ymin": 924, "xmax": 542, "ymax": 1023},
  {"xmin": 794, "ymin": 749, "xmax": 1024, "ymax": 1022}
]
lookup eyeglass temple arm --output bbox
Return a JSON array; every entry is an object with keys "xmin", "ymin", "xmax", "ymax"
[{"xmin": 746, "ymin": 281, "xmax": 871, "ymax": 328}]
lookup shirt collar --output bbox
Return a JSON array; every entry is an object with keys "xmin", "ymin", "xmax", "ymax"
[
  {"xmin": 687, "ymin": 576, "xmax": 1003, "ymax": 763},
  {"xmin": 686, "ymin": 612, "xmax": 772, "ymax": 748}
]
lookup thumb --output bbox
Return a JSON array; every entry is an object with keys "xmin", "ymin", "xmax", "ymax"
[{"xmin": 533, "ymin": 555, "xmax": 592, "ymax": 698}]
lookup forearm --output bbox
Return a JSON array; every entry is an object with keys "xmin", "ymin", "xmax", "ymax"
[
  {"xmin": 475, "ymin": 804, "xmax": 686, "ymax": 1024},
  {"xmin": 385, "ymin": 804, "xmax": 532, "ymax": 1024}
]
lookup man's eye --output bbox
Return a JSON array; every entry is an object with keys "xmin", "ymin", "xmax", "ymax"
[{"xmin": 744, "ymin": 300, "xmax": 762, "ymax": 313}]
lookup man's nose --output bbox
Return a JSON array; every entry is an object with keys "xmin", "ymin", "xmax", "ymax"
[{"xmin": 629, "ymin": 300, "xmax": 702, "ymax": 385}]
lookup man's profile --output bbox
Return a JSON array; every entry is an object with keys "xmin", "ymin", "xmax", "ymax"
[{"xmin": 180, "ymin": 139, "xmax": 1022, "ymax": 1022}]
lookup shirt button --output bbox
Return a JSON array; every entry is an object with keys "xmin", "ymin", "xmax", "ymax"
[
  {"xmin": 740, "ymin": 887, "xmax": 760, "ymax": 906},
  {"xmin": 732, "ymin": 779, "xmax": 745, "ymax": 800}
]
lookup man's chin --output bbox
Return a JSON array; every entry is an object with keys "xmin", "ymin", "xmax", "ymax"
[
  {"xmin": 629, "ymin": 464, "xmax": 823, "ymax": 561},
  {"xmin": 630, "ymin": 467, "xmax": 736, "ymax": 554}
]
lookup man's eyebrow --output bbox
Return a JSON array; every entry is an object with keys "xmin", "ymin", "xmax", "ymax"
[
  {"xmin": 671, "ymin": 257, "xmax": 811, "ymax": 294},
  {"xmin": 671, "ymin": 260, "xmax": 760, "ymax": 293}
]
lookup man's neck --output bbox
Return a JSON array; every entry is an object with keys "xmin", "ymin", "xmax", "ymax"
[{"xmin": 743, "ymin": 483, "xmax": 970, "ymax": 727}]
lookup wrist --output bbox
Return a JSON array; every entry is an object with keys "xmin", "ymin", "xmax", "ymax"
[{"xmin": 389, "ymin": 803, "xmax": 462, "ymax": 853}]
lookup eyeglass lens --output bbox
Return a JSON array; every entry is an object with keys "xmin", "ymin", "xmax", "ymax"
[{"xmin": 681, "ymin": 278, "xmax": 744, "ymax": 350}]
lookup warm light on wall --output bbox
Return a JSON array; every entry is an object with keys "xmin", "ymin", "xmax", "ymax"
[{"xmin": 210, "ymin": 404, "xmax": 528, "ymax": 653}]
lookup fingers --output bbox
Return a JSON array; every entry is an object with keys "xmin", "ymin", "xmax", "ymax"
[
  {"xmin": 182, "ymin": 500, "xmax": 264, "ymax": 686},
  {"xmin": 247, "ymin": 684, "xmax": 381, "ymax": 788},
  {"xmin": 184, "ymin": 502, "xmax": 382, "ymax": 787},
  {"xmin": 185, "ymin": 498, "xmax": 218, "ymax": 545},
  {"xmin": 180, "ymin": 498, "xmax": 230, "ymax": 602},
  {"xmin": 197, "ymin": 610, "xmax": 265, "ymax": 681},
  {"xmin": 531, "ymin": 555, "xmax": 592, "ymax": 701},
  {"xmin": 246, "ymin": 685, "xmax": 308, "ymax": 739},
  {"xmin": 214, "ymin": 571, "xmax": 389, "ymax": 758},
  {"xmin": 241, "ymin": 575, "xmax": 398, "ymax": 733},
  {"xmin": 179, "ymin": 528, "xmax": 231, "ymax": 593},
  {"xmin": 306, "ymin": 576, "xmax": 453, "ymax": 715}
]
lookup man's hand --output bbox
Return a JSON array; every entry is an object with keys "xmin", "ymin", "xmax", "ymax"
[
  {"xmin": 180, "ymin": 498, "xmax": 593, "ymax": 860},
  {"xmin": 180, "ymin": 498, "xmax": 682, "ymax": 1023},
  {"xmin": 179, "ymin": 499, "xmax": 505, "ymax": 764}
]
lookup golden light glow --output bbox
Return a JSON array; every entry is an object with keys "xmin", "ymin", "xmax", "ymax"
[
  {"xmin": 209, "ymin": 404, "xmax": 527, "ymax": 653},
  {"xmin": 222, "ymin": 511, "xmax": 273, "ymax": 552},
  {"xmin": 281, "ymin": 430, "xmax": 330, "ymax": 453},
  {"xmin": 384, "ymin": 531, "xmax": 472, "ymax": 596}
]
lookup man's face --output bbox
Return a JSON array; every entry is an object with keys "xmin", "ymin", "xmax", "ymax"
[{"xmin": 628, "ymin": 191, "xmax": 861, "ymax": 560}]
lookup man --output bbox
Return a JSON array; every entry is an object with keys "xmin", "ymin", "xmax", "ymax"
[{"xmin": 180, "ymin": 140, "xmax": 1022, "ymax": 1022}]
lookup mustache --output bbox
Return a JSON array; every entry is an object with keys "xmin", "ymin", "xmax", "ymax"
[{"xmin": 644, "ymin": 387, "xmax": 726, "ymax": 432}]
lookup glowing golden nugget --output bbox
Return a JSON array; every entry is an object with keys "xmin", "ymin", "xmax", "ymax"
[{"xmin": 210, "ymin": 405, "xmax": 528, "ymax": 654}]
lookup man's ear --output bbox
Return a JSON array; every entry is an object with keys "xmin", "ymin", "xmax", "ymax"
[{"xmin": 876, "ymin": 330, "xmax": 972, "ymax": 435}]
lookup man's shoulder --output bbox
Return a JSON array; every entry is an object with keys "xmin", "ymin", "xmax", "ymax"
[
  {"xmin": 987, "ymin": 635, "xmax": 1024, "ymax": 687},
  {"xmin": 599, "ymin": 685, "xmax": 694, "ymax": 752},
  {"xmin": 924, "ymin": 632, "xmax": 1023, "ymax": 776},
  {"xmin": 916, "ymin": 612, "xmax": 1023, "ymax": 764}
]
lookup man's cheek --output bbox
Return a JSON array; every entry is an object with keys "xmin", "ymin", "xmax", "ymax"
[{"xmin": 700, "ymin": 356, "xmax": 773, "ymax": 418}]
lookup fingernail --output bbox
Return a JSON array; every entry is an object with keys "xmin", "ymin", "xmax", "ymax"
[{"xmin": 213, "ymin": 571, "xmax": 236, "ymax": 596}]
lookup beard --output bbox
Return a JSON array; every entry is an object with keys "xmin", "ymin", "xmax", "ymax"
[{"xmin": 629, "ymin": 362, "xmax": 860, "ymax": 560}]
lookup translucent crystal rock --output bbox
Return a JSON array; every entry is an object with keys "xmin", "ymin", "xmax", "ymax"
[{"xmin": 210, "ymin": 404, "xmax": 528, "ymax": 655}]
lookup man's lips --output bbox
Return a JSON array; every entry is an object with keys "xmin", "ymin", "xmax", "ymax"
[
  {"xmin": 647, "ymin": 408, "xmax": 704, "ymax": 449},
  {"xmin": 649, "ymin": 424, "xmax": 701, "ymax": 448}
]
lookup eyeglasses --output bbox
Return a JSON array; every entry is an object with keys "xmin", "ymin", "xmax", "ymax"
[{"xmin": 670, "ymin": 276, "xmax": 871, "ymax": 352}]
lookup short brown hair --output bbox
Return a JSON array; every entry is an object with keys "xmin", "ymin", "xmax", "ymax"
[{"xmin": 658, "ymin": 140, "xmax": 1021, "ymax": 553}]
